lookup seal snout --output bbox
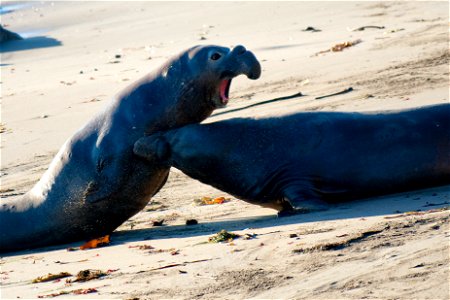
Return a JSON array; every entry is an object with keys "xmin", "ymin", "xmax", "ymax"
[
  {"xmin": 230, "ymin": 45, "xmax": 261, "ymax": 80},
  {"xmin": 231, "ymin": 45, "xmax": 247, "ymax": 55},
  {"xmin": 218, "ymin": 46, "xmax": 261, "ymax": 82}
]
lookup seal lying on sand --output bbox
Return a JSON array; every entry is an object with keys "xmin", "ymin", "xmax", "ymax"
[
  {"xmin": 134, "ymin": 104, "xmax": 450, "ymax": 215},
  {"xmin": 0, "ymin": 25, "xmax": 22, "ymax": 43},
  {"xmin": 0, "ymin": 45, "xmax": 261, "ymax": 252}
]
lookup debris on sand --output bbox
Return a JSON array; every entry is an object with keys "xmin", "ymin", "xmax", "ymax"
[
  {"xmin": 194, "ymin": 196, "xmax": 229, "ymax": 206},
  {"xmin": 208, "ymin": 230, "xmax": 240, "ymax": 243},
  {"xmin": 80, "ymin": 235, "xmax": 110, "ymax": 250},
  {"xmin": 350, "ymin": 25, "xmax": 385, "ymax": 31},
  {"xmin": 129, "ymin": 244, "xmax": 155, "ymax": 250},
  {"xmin": 313, "ymin": 39, "xmax": 362, "ymax": 56},
  {"xmin": 186, "ymin": 219, "xmax": 199, "ymax": 226},
  {"xmin": 302, "ymin": 26, "xmax": 321, "ymax": 32},
  {"xmin": 32, "ymin": 272, "xmax": 72, "ymax": 283},
  {"xmin": 37, "ymin": 287, "xmax": 98, "ymax": 298},
  {"xmin": 151, "ymin": 219, "xmax": 165, "ymax": 226},
  {"xmin": 331, "ymin": 39, "xmax": 362, "ymax": 51},
  {"xmin": 71, "ymin": 269, "xmax": 107, "ymax": 282},
  {"xmin": 0, "ymin": 123, "xmax": 12, "ymax": 134},
  {"xmin": 144, "ymin": 258, "xmax": 214, "ymax": 272},
  {"xmin": 315, "ymin": 87, "xmax": 354, "ymax": 100}
]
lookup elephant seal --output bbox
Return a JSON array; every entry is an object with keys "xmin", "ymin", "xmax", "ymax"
[
  {"xmin": 0, "ymin": 44, "xmax": 261, "ymax": 252},
  {"xmin": 0, "ymin": 25, "xmax": 22, "ymax": 43},
  {"xmin": 134, "ymin": 104, "xmax": 450, "ymax": 214}
]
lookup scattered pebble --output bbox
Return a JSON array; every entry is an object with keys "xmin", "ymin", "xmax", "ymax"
[
  {"xmin": 152, "ymin": 219, "xmax": 165, "ymax": 226},
  {"xmin": 186, "ymin": 219, "xmax": 198, "ymax": 226},
  {"xmin": 302, "ymin": 26, "xmax": 321, "ymax": 32}
]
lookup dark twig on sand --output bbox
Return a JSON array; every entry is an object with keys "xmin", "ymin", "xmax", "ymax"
[
  {"xmin": 352, "ymin": 26, "xmax": 385, "ymax": 31},
  {"xmin": 315, "ymin": 87, "xmax": 353, "ymax": 100},
  {"xmin": 143, "ymin": 258, "xmax": 214, "ymax": 272}
]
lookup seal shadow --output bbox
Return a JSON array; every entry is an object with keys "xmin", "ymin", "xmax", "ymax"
[
  {"xmin": 0, "ymin": 36, "xmax": 62, "ymax": 53},
  {"xmin": 211, "ymin": 91, "xmax": 304, "ymax": 117},
  {"xmin": 2, "ymin": 185, "xmax": 448, "ymax": 256},
  {"xmin": 113, "ymin": 185, "xmax": 450, "ymax": 244}
]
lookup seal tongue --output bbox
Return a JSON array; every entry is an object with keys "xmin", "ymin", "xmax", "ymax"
[{"xmin": 219, "ymin": 79, "xmax": 231, "ymax": 104}]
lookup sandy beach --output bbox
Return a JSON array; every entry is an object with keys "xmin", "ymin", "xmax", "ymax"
[{"xmin": 1, "ymin": 1, "xmax": 449, "ymax": 299}]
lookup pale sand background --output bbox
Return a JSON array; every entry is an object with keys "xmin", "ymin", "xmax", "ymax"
[{"xmin": 0, "ymin": 1, "xmax": 449, "ymax": 299}]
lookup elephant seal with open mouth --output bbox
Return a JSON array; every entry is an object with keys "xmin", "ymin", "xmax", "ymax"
[{"xmin": 0, "ymin": 44, "xmax": 261, "ymax": 252}]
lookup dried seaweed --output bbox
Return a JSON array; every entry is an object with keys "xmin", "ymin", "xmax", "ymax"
[
  {"xmin": 71, "ymin": 269, "xmax": 107, "ymax": 282},
  {"xmin": 32, "ymin": 272, "xmax": 72, "ymax": 283},
  {"xmin": 194, "ymin": 196, "xmax": 229, "ymax": 206},
  {"xmin": 208, "ymin": 230, "xmax": 240, "ymax": 243},
  {"xmin": 38, "ymin": 288, "xmax": 97, "ymax": 298},
  {"xmin": 313, "ymin": 39, "xmax": 362, "ymax": 56},
  {"xmin": 80, "ymin": 235, "xmax": 110, "ymax": 250}
]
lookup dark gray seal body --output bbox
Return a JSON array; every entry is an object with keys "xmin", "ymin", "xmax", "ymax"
[
  {"xmin": 0, "ymin": 25, "xmax": 22, "ymax": 43},
  {"xmin": 0, "ymin": 45, "xmax": 261, "ymax": 252},
  {"xmin": 134, "ymin": 104, "xmax": 450, "ymax": 214}
]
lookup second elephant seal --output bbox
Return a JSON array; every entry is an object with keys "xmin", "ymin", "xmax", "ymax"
[{"xmin": 134, "ymin": 104, "xmax": 450, "ymax": 215}]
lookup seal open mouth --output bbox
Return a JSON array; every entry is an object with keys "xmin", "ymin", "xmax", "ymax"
[{"xmin": 219, "ymin": 79, "xmax": 232, "ymax": 105}]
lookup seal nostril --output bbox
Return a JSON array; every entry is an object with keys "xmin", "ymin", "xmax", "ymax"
[{"xmin": 233, "ymin": 45, "xmax": 246, "ymax": 55}]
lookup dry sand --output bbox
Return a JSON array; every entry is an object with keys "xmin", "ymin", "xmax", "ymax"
[{"xmin": 1, "ymin": 1, "xmax": 449, "ymax": 299}]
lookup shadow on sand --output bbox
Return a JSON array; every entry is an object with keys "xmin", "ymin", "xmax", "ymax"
[
  {"xmin": 113, "ymin": 185, "xmax": 450, "ymax": 243},
  {"xmin": 2, "ymin": 185, "xmax": 448, "ymax": 257},
  {"xmin": 0, "ymin": 36, "xmax": 62, "ymax": 53}
]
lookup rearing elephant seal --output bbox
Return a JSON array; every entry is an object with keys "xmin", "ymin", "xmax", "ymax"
[
  {"xmin": 0, "ymin": 45, "xmax": 261, "ymax": 252},
  {"xmin": 134, "ymin": 104, "xmax": 450, "ymax": 214}
]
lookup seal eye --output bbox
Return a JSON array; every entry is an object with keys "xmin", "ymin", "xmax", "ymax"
[{"xmin": 210, "ymin": 53, "xmax": 222, "ymax": 61}]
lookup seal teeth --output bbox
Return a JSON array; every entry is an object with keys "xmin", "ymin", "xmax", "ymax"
[{"xmin": 219, "ymin": 79, "xmax": 231, "ymax": 104}]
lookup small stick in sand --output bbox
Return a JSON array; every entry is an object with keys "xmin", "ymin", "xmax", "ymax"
[
  {"xmin": 144, "ymin": 258, "xmax": 215, "ymax": 272},
  {"xmin": 315, "ymin": 87, "xmax": 353, "ymax": 100},
  {"xmin": 351, "ymin": 25, "xmax": 385, "ymax": 31}
]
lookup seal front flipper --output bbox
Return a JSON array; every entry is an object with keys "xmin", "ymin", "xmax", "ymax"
[
  {"xmin": 280, "ymin": 184, "xmax": 330, "ymax": 215},
  {"xmin": 134, "ymin": 135, "xmax": 171, "ymax": 163}
]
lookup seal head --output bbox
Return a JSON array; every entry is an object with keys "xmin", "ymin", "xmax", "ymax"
[{"xmin": 162, "ymin": 45, "xmax": 261, "ymax": 111}]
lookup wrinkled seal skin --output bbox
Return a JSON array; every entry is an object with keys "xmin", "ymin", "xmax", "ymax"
[
  {"xmin": 134, "ymin": 104, "xmax": 450, "ymax": 215},
  {"xmin": 0, "ymin": 45, "xmax": 261, "ymax": 253}
]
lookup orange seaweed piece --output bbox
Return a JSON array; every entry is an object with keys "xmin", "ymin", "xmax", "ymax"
[
  {"xmin": 203, "ymin": 196, "xmax": 226, "ymax": 204},
  {"xmin": 80, "ymin": 235, "xmax": 110, "ymax": 250},
  {"xmin": 331, "ymin": 39, "xmax": 362, "ymax": 52}
]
